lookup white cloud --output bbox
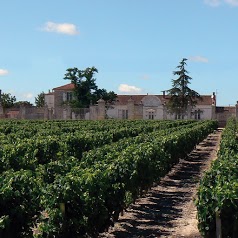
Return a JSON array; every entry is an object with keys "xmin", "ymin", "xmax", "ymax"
[
  {"xmin": 204, "ymin": 0, "xmax": 221, "ymax": 6},
  {"xmin": 0, "ymin": 69, "xmax": 9, "ymax": 76},
  {"xmin": 205, "ymin": 0, "xmax": 238, "ymax": 6},
  {"xmin": 41, "ymin": 21, "xmax": 79, "ymax": 35},
  {"xmin": 225, "ymin": 0, "xmax": 238, "ymax": 6},
  {"xmin": 118, "ymin": 84, "xmax": 142, "ymax": 94},
  {"xmin": 189, "ymin": 56, "xmax": 209, "ymax": 63},
  {"xmin": 22, "ymin": 93, "xmax": 34, "ymax": 99}
]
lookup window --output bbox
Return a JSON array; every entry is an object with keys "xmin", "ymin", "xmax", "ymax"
[
  {"xmin": 66, "ymin": 92, "xmax": 73, "ymax": 101},
  {"xmin": 118, "ymin": 109, "xmax": 128, "ymax": 119},
  {"xmin": 194, "ymin": 110, "xmax": 201, "ymax": 120},
  {"xmin": 63, "ymin": 92, "xmax": 73, "ymax": 102},
  {"xmin": 148, "ymin": 111, "xmax": 155, "ymax": 120},
  {"xmin": 146, "ymin": 109, "xmax": 156, "ymax": 120}
]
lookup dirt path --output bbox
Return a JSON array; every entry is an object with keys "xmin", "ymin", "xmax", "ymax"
[{"xmin": 99, "ymin": 129, "xmax": 222, "ymax": 238}]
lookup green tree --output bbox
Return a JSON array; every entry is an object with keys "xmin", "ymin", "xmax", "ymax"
[
  {"xmin": 96, "ymin": 89, "xmax": 117, "ymax": 104},
  {"xmin": 35, "ymin": 92, "xmax": 45, "ymax": 107},
  {"xmin": 1, "ymin": 93, "xmax": 16, "ymax": 110},
  {"xmin": 14, "ymin": 101, "xmax": 33, "ymax": 108},
  {"xmin": 64, "ymin": 66, "xmax": 117, "ymax": 108},
  {"xmin": 167, "ymin": 58, "xmax": 201, "ymax": 119}
]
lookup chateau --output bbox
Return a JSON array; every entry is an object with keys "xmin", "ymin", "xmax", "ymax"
[
  {"xmin": 44, "ymin": 83, "xmax": 235, "ymax": 126},
  {"xmin": 0, "ymin": 83, "xmax": 237, "ymax": 126}
]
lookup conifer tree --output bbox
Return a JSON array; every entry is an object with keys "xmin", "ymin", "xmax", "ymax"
[{"xmin": 167, "ymin": 58, "xmax": 201, "ymax": 119}]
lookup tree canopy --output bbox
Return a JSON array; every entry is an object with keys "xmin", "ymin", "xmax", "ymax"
[
  {"xmin": 14, "ymin": 101, "xmax": 33, "ymax": 108},
  {"xmin": 35, "ymin": 92, "xmax": 45, "ymax": 107},
  {"xmin": 64, "ymin": 66, "xmax": 117, "ymax": 108},
  {"xmin": 0, "ymin": 92, "xmax": 34, "ymax": 111},
  {"xmin": 0, "ymin": 93, "xmax": 16, "ymax": 110},
  {"xmin": 167, "ymin": 58, "xmax": 201, "ymax": 119}
]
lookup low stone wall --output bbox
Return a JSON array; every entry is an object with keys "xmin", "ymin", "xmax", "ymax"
[
  {"xmin": 23, "ymin": 107, "xmax": 45, "ymax": 120},
  {"xmin": 1, "ymin": 106, "xmax": 46, "ymax": 120}
]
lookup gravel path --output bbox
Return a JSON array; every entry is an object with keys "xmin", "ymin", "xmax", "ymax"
[{"xmin": 99, "ymin": 129, "xmax": 222, "ymax": 238}]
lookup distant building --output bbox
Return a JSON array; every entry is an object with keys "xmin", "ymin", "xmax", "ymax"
[
  {"xmin": 44, "ymin": 83, "xmax": 217, "ymax": 121},
  {"xmin": 0, "ymin": 84, "xmax": 236, "ymax": 126}
]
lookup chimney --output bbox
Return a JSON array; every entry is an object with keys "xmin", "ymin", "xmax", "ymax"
[{"xmin": 211, "ymin": 92, "xmax": 216, "ymax": 106}]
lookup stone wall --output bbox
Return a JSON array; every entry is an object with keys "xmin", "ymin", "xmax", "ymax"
[
  {"xmin": 216, "ymin": 106, "xmax": 236, "ymax": 127},
  {"xmin": 133, "ymin": 105, "xmax": 143, "ymax": 119},
  {"xmin": 54, "ymin": 91, "xmax": 64, "ymax": 119},
  {"xmin": 0, "ymin": 106, "xmax": 46, "ymax": 120},
  {"xmin": 0, "ymin": 91, "xmax": 237, "ymax": 125}
]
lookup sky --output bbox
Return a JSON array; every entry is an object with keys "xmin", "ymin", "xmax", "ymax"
[{"xmin": 0, "ymin": 0, "xmax": 238, "ymax": 106}]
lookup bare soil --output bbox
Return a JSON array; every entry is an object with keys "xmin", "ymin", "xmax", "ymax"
[{"xmin": 99, "ymin": 129, "xmax": 222, "ymax": 238}]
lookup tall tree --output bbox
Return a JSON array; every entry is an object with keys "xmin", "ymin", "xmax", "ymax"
[
  {"xmin": 167, "ymin": 58, "xmax": 201, "ymax": 119},
  {"xmin": 35, "ymin": 92, "xmax": 45, "ymax": 107},
  {"xmin": 64, "ymin": 66, "xmax": 117, "ymax": 108},
  {"xmin": 1, "ymin": 93, "xmax": 16, "ymax": 110}
]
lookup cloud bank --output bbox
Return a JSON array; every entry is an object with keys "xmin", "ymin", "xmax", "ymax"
[
  {"xmin": 205, "ymin": 0, "xmax": 238, "ymax": 6},
  {"xmin": 189, "ymin": 56, "xmax": 209, "ymax": 63},
  {"xmin": 118, "ymin": 84, "xmax": 142, "ymax": 94},
  {"xmin": 204, "ymin": 0, "xmax": 221, "ymax": 7},
  {"xmin": 41, "ymin": 21, "xmax": 79, "ymax": 35},
  {"xmin": 23, "ymin": 93, "xmax": 34, "ymax": 99},
  {"xmin": 0, "ymin": 69, "xmax": 9, "ymax": 76},
  {"xmin": 225, "ymin": 0, "xmax": 238, "ymax": 6}
]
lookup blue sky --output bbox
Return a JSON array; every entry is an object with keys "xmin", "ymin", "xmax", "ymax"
[{"xmin": 0, "ymin": 0, "xmax": 238, "ymax": 106}]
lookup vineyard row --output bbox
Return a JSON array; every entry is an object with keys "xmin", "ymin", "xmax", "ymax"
[{"xmin": 0, "ymin": 119, "xmax": 217, "ymax": 237}]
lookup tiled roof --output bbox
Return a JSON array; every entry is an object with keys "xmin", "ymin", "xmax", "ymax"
[
  {"xmin": 50, "ymin": 83, "xmax": 214, "ymax": 106},
  {"xmin": 216, "ymin": 106, "xmax": 235, "ymax": 113},
  {"xmin": 53, "ymin": 83, "xmax": 75, "ymax": 91},
  {"xmin": 116, "ymin": 95, "xmax": 214, "ymax": 106}
]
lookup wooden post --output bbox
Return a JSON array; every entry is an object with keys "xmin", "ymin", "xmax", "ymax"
[{"xmin": 216, "ymin": 211, "xmax": 222, "ymax": 238}]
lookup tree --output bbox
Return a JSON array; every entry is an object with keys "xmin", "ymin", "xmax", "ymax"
[
  {"xmin": 35, "ymin": 92, "xmax": 45, "ymax": 107},
  {"xmin": 1, "ymin": 93, "xmax": 16, "ymax": 110},
  {"xmin": 166, "ymin": 58, "xmax": 201, "ymax": 119},
  {"xmin": 96, "ymin": 89, "xmax": 117, "ymax": 104},
  {"xmin": 14, "ymin": 101, "xmax": 33, "ymax": 108},
  {"xmin": 64, "ymin": 66, "xmax": 117, "ymax": 108}
]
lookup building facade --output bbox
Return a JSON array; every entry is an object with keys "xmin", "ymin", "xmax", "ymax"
[
  {"xmin": 0, "ymin": 83, "xmax": 236, "ymax": 126},
  {"xmin": 44, "ymin": 83, "xmax": 217, "ymax": 121}
]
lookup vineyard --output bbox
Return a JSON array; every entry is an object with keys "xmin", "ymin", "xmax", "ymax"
[
  {"xmin": 197, "ymin": 117, "xmax": 238, "ymax": 237},
  {"xmin": 0, "ymin": 119, "xmax": 218, "ymax": 238}
]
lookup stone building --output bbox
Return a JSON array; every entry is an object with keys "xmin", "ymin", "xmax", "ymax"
[
  {"xmin": 0, "ymin": 83, "xmax": 237, "ymax": 126},
  {"xmin": 44, "ymin": 83, "xmax": 90, "ymax": 120},
  {"xmin": 44, "ymin": 83, "xmax": 218, "ymax": 121}
]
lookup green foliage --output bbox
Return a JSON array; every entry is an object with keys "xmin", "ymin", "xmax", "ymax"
[
  {"xmin": 0, "ymin": 93, "xmax": 16, "ymax": 110},
  {"xmin": 0, "ymin": 119, "xmax": 217, "ymax": 237},
  {"xmin": 167, "ymin": 58, "xmax": 201, "ymax": 118},
  {"xmin": 64, "ymin": 66, "xmax": 117, "ymax": 108},
  {"xmin": 196, "ymin": 117, "xmax": 238, "ymax": 237},
  {"xmin": 14, "ymin": 101, "xmax": 33, "ymax": 108},
  {"xmin": 0, "ymin": 170, "xmax": 41, "ymax": 237},
  {"xmin": 96, "ymin": 88, "xmax": 117, "ymax": 104},
  {"xmin": 35, "ymin": 92, "xmax": 45, "ymax": 107}
]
